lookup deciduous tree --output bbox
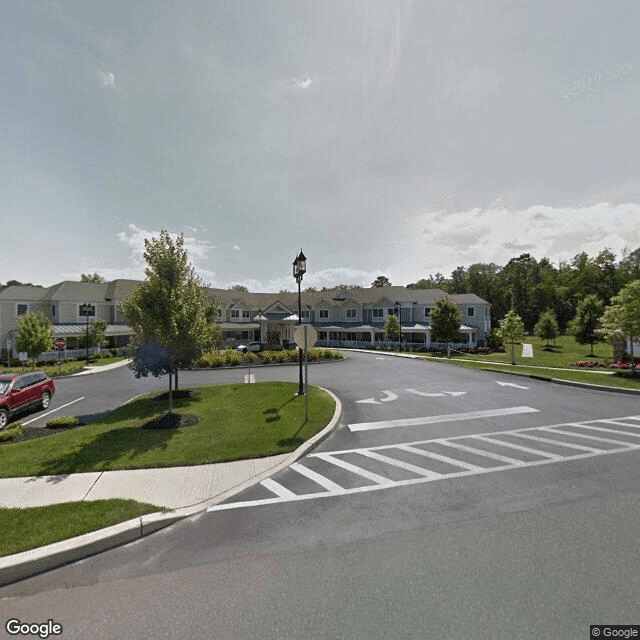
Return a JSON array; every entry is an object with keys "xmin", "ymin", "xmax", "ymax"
[
  {"xmin": 496, "ymin": 309, "xmax": 525, "ymax": 365},
  {"xmin": 120, "ymin": 230, "xmax": 221, "ymax": 411},
  {"xmin": 16, "ymin": 312, "xmax": 53, "ymax": 368},
  {"xmin": 430, "ymin": 298, "xmax": 462, "ymax": 356},
  {"xmin": 569, "ymin": 294, "xmax": 604, "ymax": 356},
  {"xmin": 534, "ymin": 309, "xmax": 558, "ymax": 346}
]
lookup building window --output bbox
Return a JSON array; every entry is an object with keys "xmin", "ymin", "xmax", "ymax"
[
  {"xmin": 319, "ymin": 309, "xmax": 329, "ymax": 319},
  {"xmin": 17, "ymin": 304, "xmax": 27, "ymax": 316},
  {"xmin": 242, "ymin": 310, "xmax": 250, "ymax": 319},
  {"xmin": 52, "ymin": 305, "xmax": 56, "ymax": 317},
  {"xmin": 424, "ymin": 307, "xmax": 431, "ymax": 317},
  {"xmin": 230, "ymin": 309, "xmax": 240, "ymax": 319},
  {"xmin": 467, "ymin": 307, "xmax": 475, "ymax": 317},
  {"xmin": 372, "ymin": 308, "xmax": 383, "ymax": 318},
  {"xmin": 346, "ymin": 308, "xmax": 357, "ymax": 319},
  {"xmin": 301, "ymin": 310, "xmax": 310, "ymax": 320}
]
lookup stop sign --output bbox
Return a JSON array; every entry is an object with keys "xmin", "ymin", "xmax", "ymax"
[{"xmin": 55, "ymin": 338, "xmax": 66, "ymax": 349}]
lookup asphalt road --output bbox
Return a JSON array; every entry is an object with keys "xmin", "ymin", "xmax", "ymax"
[{"xmin": 2, "ymin": 352, "xmax": 640, "ymax": 640}]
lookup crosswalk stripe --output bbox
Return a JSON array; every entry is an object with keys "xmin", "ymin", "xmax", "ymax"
[
  {"xmin": 396, "ymin": 444, "xmax": 485, "ymax": 471},
  {"xmin": 260, "ymin": 478, "xmax": 296, "ymax": 498},
  {"xmin": 540, "ymin": 427, "xmax": 635, "ymax": 447},
  {"xmin": 601, "ymin": 419, "xmax": 640, "ymax": 429},
  {"xmin": 289, "ymin": 462, "xmax": 344, "ymax": 492},
  {"xmin": 510, "ymin": 431, "xmax": 605, "ymax": 453},
  {"xmin": 312, "ymin": 453, "xmax": 392, "ymax": 485},
  {"xmin": 357, "ymin": 450, "xmax": 443, "ymax": 479},
  {"xmin": 438, "ymin": 440, "xmax": 525, "ymax": 465},
  {"xmin": 208, "ymin": 414, "xmax": 640, "ymax": 513},
  {"xmin": 473, "ymin": 435, "xmax": 563, "ymax": 460},
  {"xmin": 568, "ymin": 424, "xmax": 640, "ymax": 439}
]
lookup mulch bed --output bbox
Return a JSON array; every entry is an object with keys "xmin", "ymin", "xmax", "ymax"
[
  {"xmin": 139, "ymin": 412, "xmax": 200, "ymax": 429},
  {"xmin": 0, "ymin": 423, "xmax": 83, "ymax": 445}
]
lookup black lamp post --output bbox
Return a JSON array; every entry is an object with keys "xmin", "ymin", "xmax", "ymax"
[
  {"xmin": 394, "ymin": 301, "xmax": 403, "ymax": 352},
  {"xmin": 80, "ymin": 303, "xmax": 93, "ymax": 364},
  {"xmin": 292, "ymin": 250, "xmax": 306, "ymax": 395}
]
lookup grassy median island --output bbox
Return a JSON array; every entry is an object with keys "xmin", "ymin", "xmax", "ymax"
[
  {"xmin": 421, "ymin": 335, "xmax": 640, "ymax": 391},
  {"xmin": 0, "ymin": 381, "xmax": 336, "ymax": 479},
  {"xmin": 0, "ymin": 499, "xmax": 165, "ymax": 558}
]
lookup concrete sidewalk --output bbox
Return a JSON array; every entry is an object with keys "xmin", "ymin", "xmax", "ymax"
[{"xmin": 0, "ymin": 387, "xmax": 341, "ymax": 587}]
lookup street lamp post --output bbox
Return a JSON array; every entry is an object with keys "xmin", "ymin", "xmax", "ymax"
[
  {"xmin": 395, "ymin": 301, "xmax": 403, "ymax": 352},
  {"xmin": 292, "ymin": 250, "xmax": 307, "ymax": 396},
  {"xmin": 80, "ymin": 303, "xmax": 93, "ymax": 364}
]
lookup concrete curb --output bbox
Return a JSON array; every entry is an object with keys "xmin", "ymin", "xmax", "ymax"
[{"xmin": 0, "ymin": 387, "xmax": 342, "ymax": 587}]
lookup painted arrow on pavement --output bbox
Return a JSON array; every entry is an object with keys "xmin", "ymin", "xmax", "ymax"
[
  {"xmin": 405, "ymin": 389, "xmax": 467, "ymax": 398},
  {"xmin": 356, "ymin": 390, "xmax": 399, "ymax": 404},
  {"xmin": 496, "ymin": 381, "xmax": 529, "ymax": 389}
]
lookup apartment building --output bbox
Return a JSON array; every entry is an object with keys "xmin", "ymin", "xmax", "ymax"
[{"xmin": 0, "ymin": 281, "xmax": 491, "ymax": 358}]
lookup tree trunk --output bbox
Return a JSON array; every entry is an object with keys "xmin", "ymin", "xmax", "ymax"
[
  {"xmin": 511, "ymin": 341, "xmax": 516, "ymax": 365},
  {"xmin": 168, "ymin": 370, "xmax": 173, "ymax": 413},
  {"xmin": 174, "ymin": 368, "xmax": 179, "ymax": 391}
]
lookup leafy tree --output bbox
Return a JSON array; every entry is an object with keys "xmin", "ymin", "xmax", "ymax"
[
  {"xmin": 228, "ymin": 284, "xmax": 248, "ymax": 292},
  {"xmin": 496, "ymin": 309, "xmax": 525, "ymax": 365},
  {"xmin": 81, "ymin": 273, "xmax": 106, "ymax": 283},
  {"xmin": 599, "ymin": 279, "xmax": 640, "ymax": 373},
  {"xmin": 371, "ymin": 275, "xmax": 392, "ymax": 287},
  {"xmin": 120, "ymin": 230, "xmax": 221, "ymax": 411},
  {"xmin": 430, "ymin": 298, "xmax": 462, "ymax": 356},
  {"xmin": 534, "ymin": 309, "xmax": 558, "ymax": 346},
  {"xmin": 16, "ymin": 312, "xmax": 53, "ymax": 367},
  {"xmin": 78, "ymin": 319, "xmax": 108, "ymax": 352},
  {"xmin": 569, "ymin": 294, "xmax": 604, "ymax": 356},
  {"xmin": 384, "ymin": 314, "xmax": 400, "ymax": 344}
]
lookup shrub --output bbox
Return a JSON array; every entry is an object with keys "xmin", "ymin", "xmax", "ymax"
[
  {"xmin": 110, "ymin": 348, "xmax": 118, "ymax": 357},
  {"xmin": 47, "ymin": 415, "xmax": 80, "ymax": 429},
  {"xmin": 0, "ymin": 421, "xmax": 23, "ymax": 441}
]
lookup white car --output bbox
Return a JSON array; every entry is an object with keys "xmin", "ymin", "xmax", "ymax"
[{"xmin": 236, "ymin": 341, "xmax": 262, "ymax": 353}]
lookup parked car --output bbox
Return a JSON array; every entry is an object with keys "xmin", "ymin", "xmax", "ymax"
[
  {"xmin": 236, "ymin": 341, "xmax": 263, "ymax": 353},
  {"xmin": 0, "ymin": 371, "xmax": 55, "ymax": 429}
]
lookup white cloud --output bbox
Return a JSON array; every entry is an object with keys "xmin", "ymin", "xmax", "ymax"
[
  {"xmin": 224, "ymin": 267, "xmax": 383, "ymax": 293},
  {"xmin": 115, "ymin": 224, "xmax": 215, "ymax": 280},
  {"xmin": 100, "ymin": 71, "xmax": 115, "ymax": 88},
  {"xmin": 233, "ymin": 245, "xmax": 240, "ymax": 251},
  {"xmin": 293, "ymin": 76, "xmax": 312, "ymax": 89},
  {"xmin": 392, "ymin": 202, "xmax": 640, "ymax": 282}
]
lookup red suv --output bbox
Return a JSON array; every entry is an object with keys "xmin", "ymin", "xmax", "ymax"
[{"xmin": 0, "ymin": 371, "xmax": 55, "ymax": 429}]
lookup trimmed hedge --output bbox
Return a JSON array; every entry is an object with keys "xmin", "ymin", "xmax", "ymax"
[
  {"xmin": 0, "ymin": 422, "xmax": 23, "ymax": 442},
  {"xmin": 47, "ymin": 415, "xmax": 80, "ymax": 429},
  {"xmin": 197, "ymin": 348, "xmax": 343, "ymax": 368}
]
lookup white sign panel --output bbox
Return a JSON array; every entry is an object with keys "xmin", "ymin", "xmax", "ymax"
[{"xmin": 522, "ymin": 343, "xmax": 534, "ymax": 358}]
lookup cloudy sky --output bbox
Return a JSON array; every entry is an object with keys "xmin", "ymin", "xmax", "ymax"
[{"xmin": 2, "ymin": 1, "xmax": 640, "ymax": 291}]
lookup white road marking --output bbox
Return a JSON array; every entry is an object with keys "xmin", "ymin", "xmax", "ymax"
[
  {"xmin": 405, "ymin": 389, "xmax": 467, "ymax": 398},
  {"xmin": 357, "ymin": 449, "xmax": 442, "ymax": 479},
  {"xmin": 473, "ymin": 435, "xmax": 563, "ymax": 460},
  {"xmin": 356, "ymin": 397, "xmax": 381, "ymax": 404},
  {"xmin": 260, "ymin": 478, "xmax": 296, "ymax": 498},
  {"xmin": 510, "ymin": 431, "xmax": 605, "ymax": 453},
  {"xmin": 396, "ymin": 444, "xmax": 485, "ymax": 471},
  {"xmin": 312, "ymin": 453, "xmax": 391, "ymax": 485},
  {"xmin": 496, "ymin": 381, "xmax": 529, "ymax": 389},
  {"xmin": 437, "ymin": 439, "xmax": 525, "ymax": 465},
  {"xmin": 567, "ymin": 423, "xmax": 640, "ymax": 439},
  {"xmin": 22, "ymin": 397, "xmax": 85, "ymax": 426},
  {"xmin": 289, "ymin": 462, "xmax": 343, "ymax": 492},
  {"xmin": 208, "ymin": 414, "xmax": 640, "ymax": 513},
  {"xmin": 540, "ymin": 427, "xmax": 636, "ymax": 447},
  {"xmin": 348, "ymin": 406, "xmax": 539, "ymax": 432},
  {"xmin": 380, "ymin": 391, "xmax": 398, "ymax": 403}
]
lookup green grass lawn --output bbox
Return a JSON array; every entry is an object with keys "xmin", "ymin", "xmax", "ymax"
[
  {"xmin": 0, "ymin": 381, "xmax": 336, "ymax": 478},
  {"xmin": 0, "ymin": 356, "xmax": 126, "ymax": 378},
  {"xmin": 0, "ymin": 499, "xmax": 164, "ymax": 557},
  {"xmin": 419, "ymin": 335, "xmax": 640, "ymax": 390}
]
